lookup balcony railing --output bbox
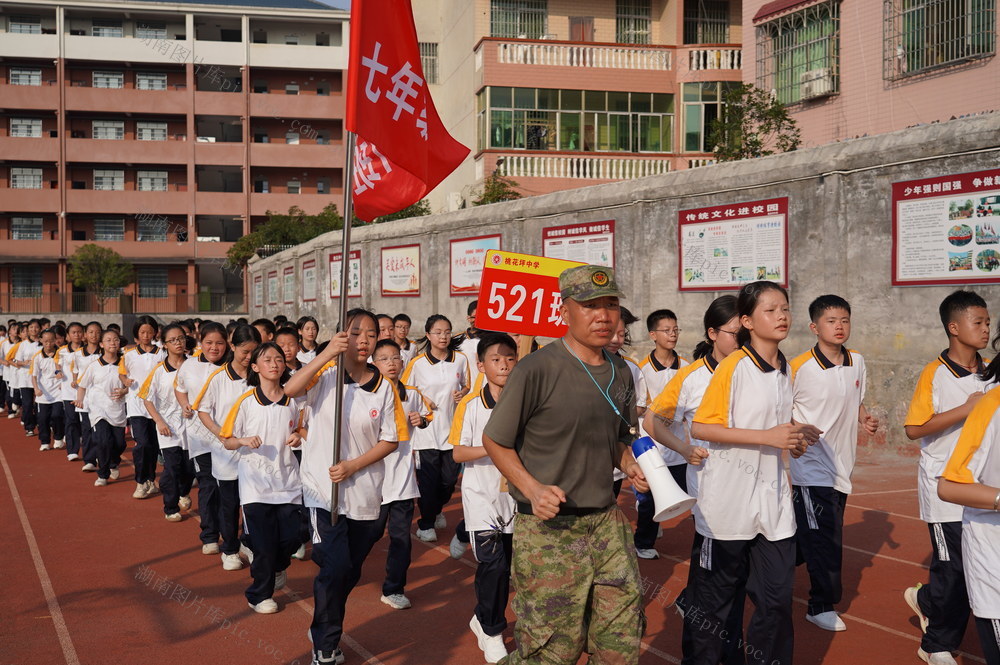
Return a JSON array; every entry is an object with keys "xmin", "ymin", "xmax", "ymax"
[
  {"xmin": 688, "ymin": 158, "xmax": 717, "ymax": 168},
  {"xmin": 494, "ymin": 154, "xmax": 671, "ymax": 180},
  {"xmin": 688, "ymin": 48, "xmax": 742, "ymax": 70},
  {"xmin": 493, "ymin": 40, "xmax": 671, "ymax": 71},
  {"xmin": 0, "ymin": 290, "xmax": 245, "ymax": 314}
]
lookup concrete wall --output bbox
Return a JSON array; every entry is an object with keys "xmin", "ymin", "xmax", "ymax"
[{"xmin": 249, "ymin": 113, "xmax": 1000, "ymax": 448}]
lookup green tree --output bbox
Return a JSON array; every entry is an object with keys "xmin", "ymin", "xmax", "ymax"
[
  {"xmin": 67, "ymin": 243, "xmax": 134, "ymax": 312},
  {"xmin": 708, "ymin": 83, "xmax": 801, "ymax": 162},
  {"xmin": 226, "ymin": 203, "xmax": 344, "ymax": 269},
  {"xmin": 472, "ymin": 174, "xmax": 523, "ymax": 206}
]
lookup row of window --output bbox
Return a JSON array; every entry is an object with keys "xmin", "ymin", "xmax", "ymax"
[
  {"xmin": 476, "ymin": 83, "xmax": 734, "ymax": 154},
  {"xmin": 7, "ymin": 168, "xmax": 332, "ymax": 194},
  {"xmin": 9, "ymin": 119, "xmax": 331, "ymax": 144},
  {"xmin": 9, "ymin": 266, "xmax": 169, "ymax": 299},
  {"xmin": 7, "ymin": 217, "xmax": 176, "ymax": 241}
]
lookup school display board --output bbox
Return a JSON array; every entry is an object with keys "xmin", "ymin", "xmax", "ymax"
[
  {"xmin": 282, "ymin": 266, "xmax": 295, "ymax": 304},
  {"xmin": 329, "ymin": 250, "xmax": 362, "ymax": 299},
  {"xmin": 267, "ymin": 271, "xmax": 278, "ymax": 305},
  {"xmin": 381, "ymin": 244, "xmax": 420, "ymax": 297},
  {"xmin": 678, "ymin": 198, "xmax": 788, "ymax": 291},
  {"xmin": 893, "ymin": 169, "xmax": 1000, "ymax": 286},
  {"xmin": 301, "ymin": 259, "xmax": 317, "ymax": 302},
  {"xmin": 542, "ymin": 221, "xmax": 615, "ymax": 268},
  {"xmin": 253, "ymin": 275, "xmax": 263, "ymax": 309},
  {"xmin": 476, "ymin": 250, "xmax": 584, "ymax": 338},
  {"xmin": 450, "ymin": 234, "xmax": 502, "ymax": 296}
]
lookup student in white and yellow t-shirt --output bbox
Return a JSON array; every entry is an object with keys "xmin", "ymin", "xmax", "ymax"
[
  {"xmin": 30, "ymin": 328, "xmax": 64, "ymax": 451},
  {"xmin": 74, "ymin": 322, "xmax": 103, "ymax": 471},
  {"xmin": 56, "ymin": 322, "xmax": 85, "ymax": 461},
  {"xmin": 284, "ymin": 309, "xmax": 400, "ymax": 665},
  {"xmin": 119, "ymin": 316, "xmax": 165, "ymax": 499},
  {"xmin": 939, "ymin": 357, "xmax": 1000, "ymax": 665},
  {"xmin": 76, "ymin": 329, "xmax": 129, "ymax": 486},
  {"xmin": 686, "ymin": 281, "xmax": 821, "ymax": 665},
  {"xmin": 220, "ymin": 342, "xmax": 304, "ymax": 615},
  {"xmin": 402, "ymin": 314, "xmax": 470, "ymax": 542}
]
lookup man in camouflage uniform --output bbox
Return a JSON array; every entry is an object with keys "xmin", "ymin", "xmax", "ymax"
[{"xmin": 484, "ymin": 265, "xmax": 648, "ymax": 664}]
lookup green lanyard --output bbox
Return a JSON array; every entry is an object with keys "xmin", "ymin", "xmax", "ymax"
[{"xmin": 561, "ymin": 340, "xmax": 636, "ymax": 435}]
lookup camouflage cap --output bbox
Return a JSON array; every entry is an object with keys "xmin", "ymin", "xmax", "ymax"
[{"xmin": 559, "ymin": 265, "xmax": 625, "ymax": 302}]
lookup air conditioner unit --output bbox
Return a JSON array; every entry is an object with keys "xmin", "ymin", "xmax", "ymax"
[{"xmin": 799, "ymin": 67, "xmax": 834, "ymax": 100}]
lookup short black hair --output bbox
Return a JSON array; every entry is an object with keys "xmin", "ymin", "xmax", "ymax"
[
  {"xmin": 374, "ymin": 339, "xmax": 401, "ymax": 355},
  {"xmin": 251, "ymin": 318, "xmax": 277, "ymax": 336},
  {"xmin": 477, "ymin": 332, "xmax": 517, "ymax": 361},
  {"xmin": 808, "ymin": 295, "xmax": 852, "ymax": 322},
  {"xmin": 646, "ymin": 309, "xmax": 677, "ymax": 332},
  {"xmin": 467, "ymin": 300, "xmax": 478, "ymax": 316},
  {"xmin": 376, "ymin": 314, "xmax": 394, "ymax": 324},
  {"xmin": 274, "ymin": 326, "xmax": 300, "ymax": 342},
  {"xmin": 393, "ymin": 313, "xmax": 411, "ymax": 325},
  {"xmin": 939, "ymin": 290, "xmax": 988, "ymax": 334}
]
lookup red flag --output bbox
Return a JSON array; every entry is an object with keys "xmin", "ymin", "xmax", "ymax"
[{"xmin": 346, "ymin": 0, "xmax": 470, "ymax": 222}]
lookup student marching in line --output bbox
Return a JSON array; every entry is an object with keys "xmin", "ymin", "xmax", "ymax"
[
  {"xmin": 645, "ymin": 295, "xmax": 746, "ymax": 665},
  {"xmin": 30, "ymin": 328, "xmax": 65, "ymax": 452},
  {"xmin": 76, "ymin": 329, "xmax": 129, "ymax": 487},
  {"xmin": 120, "ymin": 316, "xmax": 166, "ymax": 500},
  {"xmin": 195, "ymin": 324, "xmax": 262, "ymax": 571},
  {"xmin": 175, "ymin": 321, "xmax": 229, "ymax": 554},
  {"xmin": 938, "ymin": 341, "xmax": 1000, "ymax": 665},
  {"xmin": 1, "ymin": 322, "xmax": 20, "ymax": 419},
  {"xmin": 403, "ymin": 314, "xmax": 470, "ymax": 543},
  {"xmin": 454, "ymin": 301, "xmax": 482, "ymax": 388},
  {"xmin": 904, "ymin": 290, "xmax": 993, "ymax": 665},
  {"xmin": 788, "ymin": 295, "xmax": 878, "ymax": 632},
  {"xmin": 0, "ymin": 325, "xmax": 6, "ymax": 416},
  {"xmin": 451, "ymin": 333, "xmax": 518, "ymax": 664},
  {"xmin": 11, "ymin": 319, "xmax": 41, "ymax": 436},
  {"xmin": 371, "ymin": 338, "xmax": 433, "ymax": 611},
  {"xmin": 393, "ymin": 314, "xmax": 417, "ymax": 367},
  {"xmin": 283, "ymin": 309, "xmax": 401, "ymax": 665},
  {"xmin": 276, "ymin": 327, "xmax": 303, "ymax": 375},
  {"xmin": 685, "ymin": 281, "xmax": 821, "ymax": 665},
  {"xmin": 252, "ymin": 318, "xmax": 276, "ymax": 343},
  {"xmin": 297, "ymin": 316, "xmax": 320, "ymax": 365},
  {"xmin": 219, "ymin": 342, "xmax": 304, "ymax": 615},
  {"xmin": 377, "ymin": 314, "xmax": 395, "ymax": 341},
  {"xmin": 74, "ymin": 322, "xmax": 104, "ymax": 472},
  {"xmin": 139, "ymin": 323, "xmax": 192, "ymax": 523},
  {"xmin": 57, "ymin": 323, "xmax": 85, "ymax": 461}
]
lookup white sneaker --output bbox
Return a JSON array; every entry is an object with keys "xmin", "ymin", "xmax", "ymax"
[
  {"xmin": 636, "ymin": 548, "xmax": 660, "ymax": 560},
  {"xmin": 53, "ymin": 439, "xmax": 65, "ymax": 449},
  {"xmin": 94, "ymin": 478, "xmax": 107, "ymax": 487},
  {"xmin": 917, "ymin": 649, "xmax": 958, "ymax": 665},
  {"xmin": 470, "ymin": 615, "xmax": 508, "ymax": 664},
  {"xmin": 310, "ymin": 649, "xmax": 345, "ymax": 665},
  {"xmin": 7, "ymin": 411, "xmax": 18, "ymax": 419},
  {"xmin": 202, "ymin": 543, "xmax": 220, "ymax": 555},
  {"xmin": 67, "ymin": 453, "xmax": 79, "ymax": 461},
  {"xmin": 38, "ymin": 443, "xmax": 50, "ymax": 451},
  {"xmin": 165, "ymin": 513, "xmax": 182, "ymax": 522},
  {"xmin": 415, "ymin": 528, "xmax": 437, "ymax": 542},
  {"xmin": 81, "ymin": 462, "xmax": 97, "ymax": 472},
  {"xmin": 25, "ymin": 430, "xmax": 36, "ymax": 437},
  {"xmin": 449, "ymin": 534, "xmax": 467, "ymax": 559},
  {"xmin": 434, "ymin": 513, "xmax": 446, "ymax": 529},
  {"xmin": 292, "ymin": 543, "xmax": 307, "ymax": 560},
  {"xmin": 275, "ymin": 570, "xmax": 286, "ymax": 590},
  {"xmin": 178, "ymin": 495, "xmax": 192, "ymax": 511},
  {"xmin": 221, "ymin": 553, "xmax": 243, "ymax": 571},
  {"xmin": 109, "ymin": 468, "xmax": 120, "ymax": 481},
  {"xmin": 132, "ymin": 483, "xmax": 148, "ymax": 499},
  {"xmin": 806, "ymin": 611, "xmax": 846, "ymax": 631},
  {"xmin": 904, "ymin": 585, "xmax": 929, "ymax": 633},
  {"xmin": 380, "ymin": 593, "xmax": 412, "ymax": 610},
  {"xmin": 248, "ymin": 598, "xmax": 278, "ymax": 614},
  {"xmin": 144, "ymin": 480, "xmax": 160, "ymax": 496},
  {"xmin": 240, "ymin": 543, "xmax": 255, "ymax": 564}
]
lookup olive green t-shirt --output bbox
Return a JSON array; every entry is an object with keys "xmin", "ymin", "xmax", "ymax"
[{"xmin": 483, "ymin": 339, "xmax": 638, "ymax": 509}]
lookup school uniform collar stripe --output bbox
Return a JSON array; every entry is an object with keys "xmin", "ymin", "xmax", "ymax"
[
  {"xmin": 98, "ymin": 355, "xmax": 119, "ymax": 366},
  {"xmin": 479, "ymin": 386, "xmax": 497, "ymax": 409},
  {"xmin": 344, "ymin": 363, "xmax": 382, "ymax": 392},
  {"xmin": 198, "ymin": 353, "xmax": 212, "ymax": 363},
  {"xmin": 224, "ymin": 362, "xmax": 241, "ymax": 380},
  {"xmin": 39, "ymin": 348, "xmax": 57, "ymax": 358},
  {"xmin": 741, "ymin": 344, "xmax": 787, "ymax": 375},
  {"xmin": 252, "ymin": 386, "xmax": 290, "ymax": 406},
  {"xmin": 164, "ymin": 358, "xmax": 181, "ymax": 373},
  {"xmin": 810, "ymin": 344, "xmax": 852, "ymax": 369},
  {"xmin": 939, "ymin": 350, "xmax": 984, "ymax": 378},
  {"xmin": 426, "ymin": 349, "xmax": 455, "ymax": 364},
  {"xmin": 704, "ymin": 353, "xmax": 719, "ymax": 374},
  {"xmin": 647, "ymin": 351, "xmax": 680, "ymax": 372}
]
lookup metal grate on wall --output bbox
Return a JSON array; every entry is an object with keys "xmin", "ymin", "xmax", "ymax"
[
  {"xmin": 755, "ymin": 0, "xmax": 841, "ymax": 105},
  {"xmin": 616, "ymin": 0, "xmax": 652, "ymax": 44},
  {"xmin": 490, "ymin": 0, "xmax": 547, "ymax": 38},
  {"xmin": 419, "ymin": 42, "xmax": 439, "ymax": 84},
  {"xmin": 684, "ymin": 0, "xmax": 731, "ymax": 44},
  {"xmin": 883, "ymin": 0, "xmax": 996, "ymax": 81}
]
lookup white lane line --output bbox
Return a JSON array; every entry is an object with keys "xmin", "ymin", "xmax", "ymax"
[
  {"xmin": 0, "ymin": 442, "xmax": 81, "ymax": 665},
  {"xmin": 851, "ymin": 488, "xmax": 917, "ymax": 497},
  {"xmin": 843, "ymin": 544, "xmax": 928, "ymax": 569},
  {"xmin": 846, "ymin": 504, "xmax": 924, "ymax": 522}
]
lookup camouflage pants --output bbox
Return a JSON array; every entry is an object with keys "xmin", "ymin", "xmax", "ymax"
[{"xmin": 500, "ymin": 506, "xmax": 645, "ymax": 665}]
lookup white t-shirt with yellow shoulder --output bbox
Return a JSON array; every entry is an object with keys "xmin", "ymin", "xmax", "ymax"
[
  {"xmin": 30, "ymin": 348, "xmax": 63, "ymax": 405},
  {"xmin": 120, "ymin": 345, "xmax": 165, "ymax": 419},
  {"xmin": 905, "ymin": 350, "xmax": 993, "ymax": 523},
  {"xmin": 450, "ymin": 385, "xmax": 515, "ymax": 534},
  {"xmin": 193, "ymin": 363, "xmax": 249, "ymax": 481},
  {"xmin": 13, "ymin": 340, "xmax": 40, "ymax": 390},
  {"xmin": 382, "ymin": 381, "xmax": 433, "ymax": 504},
  {"xmin": 78, "ymin": 356, "xmax": 127, "ymax": 428},
  {"xmin": 402, "ymin": 350, "xmax": 470, "ymax": 452},
  {"xmin": 55, "ymin": 345, "xmax": 79, "ymax": 402},
  {"xmin": 72, "ymin": 348, "xmax": 101, "ymax": 414},
  {"xmin": 942, "ymin": 387, "xmax": 1000, "ymax": 619},
  {"xmin": 300, "ymin": 362, "xmax": 402, "ymax": 520},
  {"xmin": 638, "ymin": 351, "xmax": 688, "ymax": 466},
  {"xmin": 219, "ymin": 387, "xmax": 303, "ymax": 505},
  {"xmin": 174, "ymin": 355, "xmax": 221, "ymax": 458},
  {"xmin": 138, "ymin": 357, "xmax": 188, "ymax": 450},
  {"xmin": 692, "ymin": 344, "xmax": 795, "ymax": 542}
]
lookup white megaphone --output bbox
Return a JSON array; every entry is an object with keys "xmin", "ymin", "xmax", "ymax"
[{"xmin": 631, "ymin": 436, "xmax": 697, "ymax": 521}]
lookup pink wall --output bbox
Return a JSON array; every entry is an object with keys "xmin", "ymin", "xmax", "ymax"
[{"xmin": 743, "ymin": 1, "xmax": 1000, "ymax": 148}]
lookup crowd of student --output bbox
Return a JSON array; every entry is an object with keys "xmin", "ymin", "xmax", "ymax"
[{"xmin": 1, "ymin": 278, "xmax": 999, "ymax": 665}]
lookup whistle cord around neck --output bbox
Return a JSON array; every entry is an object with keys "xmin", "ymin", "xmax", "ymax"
[{"xmin": 561, "ymin": 339, "xmax": 635, "ymax": 434}]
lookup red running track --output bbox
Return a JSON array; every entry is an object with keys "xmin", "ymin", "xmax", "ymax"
[{"xmin": 0, "ymin": 416, "xmax": 986, "ymax": 665}]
